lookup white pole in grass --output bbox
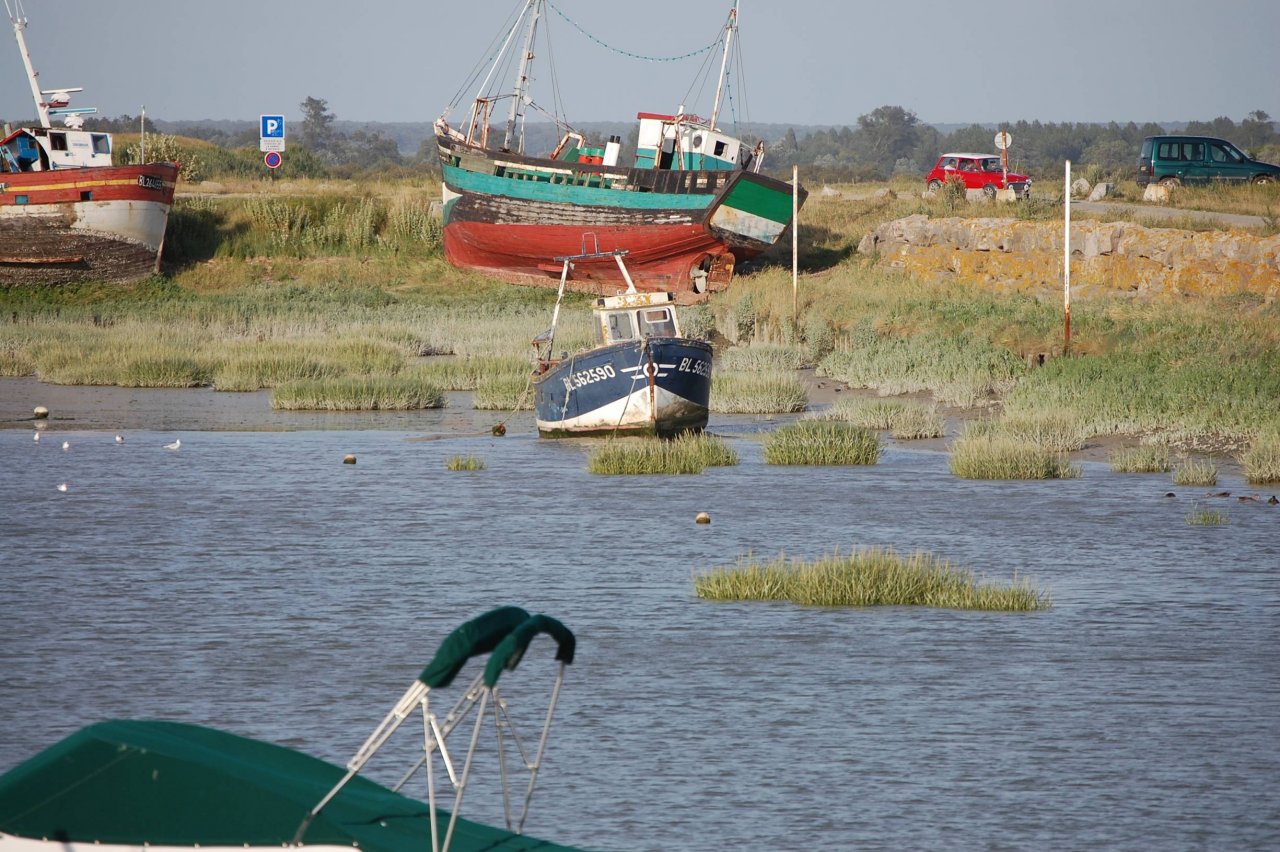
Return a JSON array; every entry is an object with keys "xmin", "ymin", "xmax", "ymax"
[
  {"xmin": 1063, "ymin": 159, "xmax": 1071, "ymax": 353},
  {"xmin": 140, "ymin": 105, "xmax": 145, "ymax": 163},
  {"xmin": 792, "ymin": 164, "xmax": 799, "ymax": 317}
]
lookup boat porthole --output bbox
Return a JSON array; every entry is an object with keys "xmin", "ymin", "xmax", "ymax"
[{"xmin": 643, "ymin": 362, "xmax": 657, "ymax": 378}]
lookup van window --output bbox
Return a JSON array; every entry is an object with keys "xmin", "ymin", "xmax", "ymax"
[
  {"xmin": 1181, "ymin": 142, "xmax": 1204, "ymax": 162},
  {"xmin": 1209, "ymin": 142, "xmax": 1244, "ymax": 164}
]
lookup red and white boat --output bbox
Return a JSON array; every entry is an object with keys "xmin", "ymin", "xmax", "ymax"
[{"xmin": 1, "ymin": 0, "xmax": 178, "ymax": 285}]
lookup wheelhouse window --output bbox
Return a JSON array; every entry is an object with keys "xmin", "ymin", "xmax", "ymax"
[
  {"xmin": 91, "ymin": 134, "xmax": 111, "ymax": 155},
  {"xmin": 49, "ymin": 133, "xmax": 68, "ymax": 152},
  {"xmin": 641, "ymin": 308, "xmax": 676, "ymax": 338},
  {"xmin": 606, "ymin": 312, "xmax": 634, "ymax": 342}
]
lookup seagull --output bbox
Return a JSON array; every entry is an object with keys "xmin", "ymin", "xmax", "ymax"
[
  {"xmin": 56, "ymin": 483, "xmax": 68, "ymax": 492},
  {"xmin": 33, "ymin": 432, "xmax": 40, "ymax": 442},
  {"xmin": 115, "ymin": 435, "xmax": 124, "ymax": 444},
  {"xmin": 164, "ymin": 438, "xmax": 181, "ymax": 451},
  {"xmin": 61, "ymin": 440, "xmax": 70, "ymax": 450}
]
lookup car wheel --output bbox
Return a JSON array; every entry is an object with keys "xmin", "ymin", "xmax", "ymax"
[
  {"xmin": 1253, "ymin": 175, "xmax": 1274, "ymax": 185},
  {"xmin": 928, "ymin": 179, "xmax": 942, "ymax": 191},
  {"xmin": 982, "ymin": 184, "xmax": 997, "ymax": 199},
  {"xmin": 1159, "ymin": 177, "xmax": 1181, "ymax": 188}
]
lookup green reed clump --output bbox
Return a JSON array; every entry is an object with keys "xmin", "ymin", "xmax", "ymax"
[
  {"xmin": 212, "ymin": 351, "xmax": 345, "ymax": 391},
  {"xmin": 717, "ymin": 344, "xmax": 808, "ymax": 372},
  {"xmin": 1242, "ymin": 427, "xmax": 1280, "ymax": 484},
  {"xmin": 763, "ymin": 420, "xmax": 881, "ymax": 466},
  {"xmin": 118, "ymin": 354, "xmax": 213, "ymax": 388},
  {"xmin": 445, "ymin": 455, "xmax": 486, "ymax": 471},
  {"xmin": 693, "ymin": 548, "xmax": 1050, "ymax": 611},
  {"xmin": 710, "ymin": 370, "xmax": 808, "ymax": 414},
  {"xmin": 418, "ymin": 356, "xmax": 529, "ymax": 390},
  {"xmin": 587, "ymin": 433, "xmax": 739, "ymax": 475},
  {"xmin": 1109, "ymin": 444, "xmax": 1172, "ymax": 473},
  {"xmin": 473, "ymin": 374, "xmax": 533, "ymax": 410},
  {"xmin": 949, "ymin": 428, "xmax": 1081, "ymax": 480},
  {"xmin": 821, "ymin": 397, "xmax": 944, "ymax": 439},
  {"xmin": 1185, "ymin": 508, "xmax": 1228, "ymax": 526},
  {"xmin": 0, "ymin": 347, "xmax": 33, "ymax": 377},
  {"xmin": 1172, "ymin": 459, "xmax": 1218, "ymax": 486},
  {"xmin": 271, "ymin": 376, "xmax": 445, "ymax": 410},
  {"xmin": 999, "ymin": 410, "xmax": 1092, "ymax": 452}
]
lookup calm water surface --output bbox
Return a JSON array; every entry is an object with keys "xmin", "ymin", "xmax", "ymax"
[{"xmin": 2, "ymin": 383, "xmax": 1278, "ymax": 850}]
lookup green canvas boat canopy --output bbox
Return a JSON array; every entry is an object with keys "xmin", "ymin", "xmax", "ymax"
[{"xmin": 0, "ymin": 608, "xmax": 587, "ymax": 852}]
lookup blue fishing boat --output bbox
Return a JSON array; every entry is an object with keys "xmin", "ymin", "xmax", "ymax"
[
  {"xmin": 0, "ymin": 608, "xmax": 593, "ymax": 852},
  {"xmin": 532, "ymin": 248, "xmax": 713, "ymax": 438}
]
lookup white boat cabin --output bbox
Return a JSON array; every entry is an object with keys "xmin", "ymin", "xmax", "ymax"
[
  {"xmin": 632, "ymin": 112, "xmax": 756, "ymax": 172},
  {"xmin": 0, "ymin": 126, "xmax": 112, "ymax": 173},
  {"xmin": 594, "ymin": 290, "xmax": 683, "ymax": 345}
]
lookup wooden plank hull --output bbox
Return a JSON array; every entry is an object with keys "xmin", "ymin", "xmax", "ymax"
[
  {"xmin": 0, "ymin": 163, "xmax": 178, "ymax": 285},
  {"xmin": 437, "ymin": 135, "xmax": 802, "ymax": 300}
]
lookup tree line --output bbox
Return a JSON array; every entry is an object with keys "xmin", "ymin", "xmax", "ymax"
[{"xmin": 52, "ymin": 98, "xmax": 1279, "ymax": 184}]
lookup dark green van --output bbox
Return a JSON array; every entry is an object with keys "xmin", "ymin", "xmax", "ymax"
[{"xmin": 1136, "ymin": 135, "xmax": 1280, "ymax": 186}]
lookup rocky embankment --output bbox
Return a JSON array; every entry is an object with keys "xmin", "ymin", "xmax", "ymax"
[{"xmin": 857, "ymin": 215, "xmax": 1280, "ymax": 298}]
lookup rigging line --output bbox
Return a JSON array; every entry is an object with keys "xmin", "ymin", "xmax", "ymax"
[
  {"xmin": 542, "ymin": 7, "xmax": 567, "ymax": 131},
  {"xmin": 546, "ymin": 0, "xmax": 720, "ymax": 63},
  {"xmin": 444, "ymin": 0, "xmax": 527, "ymax": 114},
  {"xmin": 680, "ymin": 40, "xmax": 721, "ymax": 122}
]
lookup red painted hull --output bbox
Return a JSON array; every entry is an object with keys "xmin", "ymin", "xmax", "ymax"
[
  {"xmin": 443, "ymin": 221, "xmax": 752, "ymax": 302},
  {"xmin": 0, "ymin": 162, "xmax": 178, "ymax": 285}
]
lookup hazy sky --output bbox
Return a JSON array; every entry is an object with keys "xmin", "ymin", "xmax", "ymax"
[{"xmin": 2, "ymin": 0, "xmax": 1277, "ymax": 129}]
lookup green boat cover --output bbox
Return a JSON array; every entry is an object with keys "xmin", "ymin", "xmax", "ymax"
[
  {"xmin": 0, "ymin": 720, "xmax": 590, "ymax": 851},
  {"xmin": 484, "ymin": 615, "xmax": 576, "ymax": 688},
  {"xmin": 418, "ymin": 606, "xmax": 531, "ymax": 688}
]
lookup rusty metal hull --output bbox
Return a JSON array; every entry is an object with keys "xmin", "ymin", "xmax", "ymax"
[{"xmin": 0, "ymin": 163, "xmax": 178, "ymax": 285}]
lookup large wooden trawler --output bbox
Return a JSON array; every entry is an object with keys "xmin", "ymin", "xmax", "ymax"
[
  {"xmin": 1, "ymin": 0, "xmax": 178, "ymax": 285},
  {"xmin": 434, "ymin": 1, "xmax": 805, "ymax": 302}
]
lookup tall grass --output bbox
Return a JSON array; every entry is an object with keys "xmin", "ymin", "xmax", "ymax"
[
  {"xmin": 445, "ymin": 455, "xmax": 486, "ymax": 471},
  {"xmin": 1242, "ymin": 427, "xmax": 1280, "ymax": 484},
  {"xmin": 587, "ymin": 434, "xmax": 739, "ymax": 475},
  {"xmin": 1109, "ymin": 444, "xmax": 1172, "ymax": 473},
  {"xmin": 717, "ymin": 344, "xmax": 808, "ymax": 372},
  {"xmin": 1172, "ymin": 459, "xmax": 1218, "ymax": 487},
  {"xmin": 473, "ymin": 374, "xmax": 533, "ymax": 410},
  {"xmin": 949, "ymin": 426, "xmax": 1081, "ymax": 480},
  {"xmin": 762, "ymin": 421, "xmax": 881, "ymax": 466},
  {"xmin": 271, "ymin": 376, "xmax": 445, "ymax": 410},
  {"xmin": 693, "ymin": 548, "xmax": 1050, "ymax": 611},
  {"xmin": 820, "ymin": 397, "xmax": 944, "ymax": 439},
  {"xmin": 1185, "ymin": 508, "xmax": 1228, "ymax": 526},
  {"xmin": 710, "ymin": 370, "xmax": 808, "ymax": 414}
]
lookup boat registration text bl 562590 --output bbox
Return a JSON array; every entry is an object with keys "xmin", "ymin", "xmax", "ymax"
[{"xmin": 678, "ymin": 358, "xmax": 711, "ymax": 377}]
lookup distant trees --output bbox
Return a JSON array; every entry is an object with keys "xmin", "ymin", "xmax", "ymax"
[{"xmin": 775, "ymin": 107, "xmax": 1280, "ymax": 182}]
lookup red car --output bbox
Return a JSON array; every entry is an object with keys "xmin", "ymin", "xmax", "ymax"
[{"xmin": 925, "ymin": 153, "xmax": 1031, "ymax": 198}]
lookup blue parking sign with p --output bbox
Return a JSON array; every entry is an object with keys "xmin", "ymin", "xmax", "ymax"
[{"xmin": 261, "ymin": 115, "xmax": 285, "ymax": 138}]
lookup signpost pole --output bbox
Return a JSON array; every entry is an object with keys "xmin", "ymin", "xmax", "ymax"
[
  {"xmin": 1063, "ymin": 160, "xmax": 1071, "ymax": 354},
  {"xmin": 792, "ymin": 164, "xmax": 799, "ymax": 318}
]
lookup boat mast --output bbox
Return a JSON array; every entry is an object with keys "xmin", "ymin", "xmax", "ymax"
[
  {"xmin": 708, "ymin": 1, "xmax": 738, "ymax": 131},
  {"xmin": 503, "ymin": 0, "xmax": 542, "ymax": 152},
  {"xmin": 5, "ymin": 0, "xmax": 50, "ymax": 128}
]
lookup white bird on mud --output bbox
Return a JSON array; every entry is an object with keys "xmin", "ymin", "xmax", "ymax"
[
  {"xmin": 33, "ymin": 431, "xmax": 40, "ymax": 442},
  {"xmin": 115, "ymin": 435, "xmax": 124, "ymax": 444},
  {"xmin": 56, "ymin": 483, "xmax": 68, "ymax": 492},
  {"xmin": 164, "ymin": 438, "xmax": 181, "ymax": 451}
]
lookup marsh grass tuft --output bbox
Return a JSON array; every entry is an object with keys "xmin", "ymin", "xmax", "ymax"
[
  {"xmin": 717, "ymin": 344, "xmax": 808, "ymax": 372},
  {"xmin": 271, "ymin": 376, "xmax": 445, "ymax": 410},
  {"xmin": 692, "ymin": 548, "xmax": 1050, "ymax": 611},
  {"xmin": 1109, "ymin": 444, "xmax": 1172, "ymax": 473},
  {"xmin": 1242, "ymin": 428, "xmax": 1280, "ymax": 484},
  {"xmin": 445, "ymin": 455, "xmax": 486, "ymax": 471},
  {"xmin": 587, "ymin": 433, "xmax": 739, "ymax": 475},
  {"xmin": 821, "ymin": 397, "xmax": 944, "ymax": 439},
  {"xmin": 949, "ymin": 426, "xmax": 1081, "ymax": 480},
  {"xmin": 1185, "ymin": 507, "xmax": 1228, "ymax": 526},
  {"xmin": 710, "ymin": 370, "xmax": 808, "ymax": 414},
  {"xmin": 763, "ymin": 420, "xmax": 881, "ymax": 466},
  {"xmin": 1172, "ymin": 459, "xmax": 1218, "ymax": 486},
  {"xmin": 472, "ymin": 374, "xmax": 533, "ymax": 410}
]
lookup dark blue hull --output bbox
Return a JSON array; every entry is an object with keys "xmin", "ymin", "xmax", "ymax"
[{"xmin": 533, "ymin": 338, "xmax": 713, "ymax": 438}]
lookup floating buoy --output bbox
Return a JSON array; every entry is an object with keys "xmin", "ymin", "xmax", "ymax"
[
  {"xmin": 492, "ymin": 423, "xmax": 507, "ymax": 436},
  {"xmin": 33, "ymin": 405, "xmax": 48, "ymax": 419},
  {"xmin": 343, "ymin": 454, "xmax": 357, "ymax": 465},
  {"xmin": 695, "ymin": 511, "xmax": 711, "ymax": 525}
]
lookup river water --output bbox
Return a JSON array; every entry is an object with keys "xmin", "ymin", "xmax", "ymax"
[{"xmin": 2, "ymin": 380, "xmax": 1278, "ymax": 851}]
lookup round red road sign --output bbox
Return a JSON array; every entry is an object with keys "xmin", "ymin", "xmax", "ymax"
[{"xmin": 264, "ymin": 151, "xmax": 283, "ymax": 169}]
